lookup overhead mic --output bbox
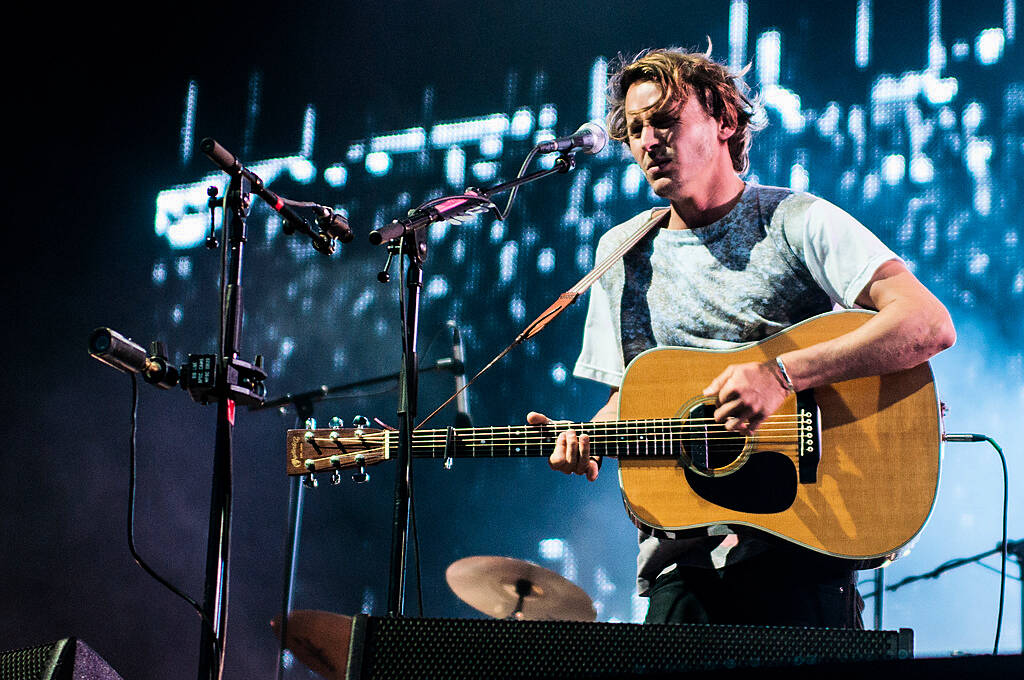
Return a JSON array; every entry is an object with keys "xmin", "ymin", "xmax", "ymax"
[
  {"xmin": 89, "ymin": 328, "xmax": 179, "ymax": 389},
  {"xmin": 535, "ymin": 121, "xmax": 609, "ymax": 155}
]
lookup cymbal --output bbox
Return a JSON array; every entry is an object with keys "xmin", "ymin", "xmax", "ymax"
[
  {"xmin": 270, "ymin": 609, "xmax": 353, "ymax": 680},
  {"xmin": 446, "ymin": 555, "xmax": 596, "ymax": 621}
]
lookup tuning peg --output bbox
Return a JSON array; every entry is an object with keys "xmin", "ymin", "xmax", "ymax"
[
  {"xmin": 302, "ymin": 459, "xmax": 319, "ymax": 488},
  {"xmin": 329, "ymin": 416, "xmax": 344, "ymax": 429},
  {"xmin": 330, "ymin": 469, "xmax": 342, "ymax": 485},
  {"xmin": 352, "ymin": 415, "xmax": 369, "ymax": 428},
  {"xmin": 351, "ymin": 453, "xmax": 370, "ymax": 483},
  {"xmin": 304, "ymin": 418, "xmax": 318, "ymax": 430}
]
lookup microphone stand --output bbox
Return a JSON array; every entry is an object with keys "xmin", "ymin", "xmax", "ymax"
[
  {"xmin": 867, "ymin": 539, "xmax": 1024, "ymax": 650},
  {"xmin": 197, "ymin": 169, "xmax": 265, "ymax": 680},
  {"xmin": 376, "ymin": 152, "xmax": 576, "ymax": 617}
]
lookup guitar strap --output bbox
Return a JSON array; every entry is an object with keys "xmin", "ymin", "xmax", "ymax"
[{"xmin": 418, "ymin": 208, "xmax": 670, "ymax": 428}]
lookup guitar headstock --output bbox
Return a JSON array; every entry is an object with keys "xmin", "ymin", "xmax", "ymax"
[{"xmin": 285, "ymin": 425, "xmax": 391, "ymax": 478}]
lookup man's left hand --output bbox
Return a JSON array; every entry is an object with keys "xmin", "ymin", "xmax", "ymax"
[{"xmin": 702, "ymin": 361, "xmax": 790, "ymax": 434}]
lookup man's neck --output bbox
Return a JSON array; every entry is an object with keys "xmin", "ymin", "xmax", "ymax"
[{"xmin": 666, "ymin": 173, "xmax": 746, "ymax": 230}]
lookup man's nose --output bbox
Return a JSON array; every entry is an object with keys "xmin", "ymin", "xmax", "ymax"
[{"xmin": 639, "ymin": 124, "xmax": 660, "ymax": 150}]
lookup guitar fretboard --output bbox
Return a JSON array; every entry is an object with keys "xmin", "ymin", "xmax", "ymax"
[{"xmin": 411, "ymin": 416, "xmax": 804, "ymax": 460}]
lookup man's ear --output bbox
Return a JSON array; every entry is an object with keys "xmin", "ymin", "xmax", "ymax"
[{"xmin": 718, "ymin": 117, "xmax": 737, "ymax": 142}]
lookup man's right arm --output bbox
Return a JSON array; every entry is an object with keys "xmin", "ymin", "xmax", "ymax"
[{"xmin": 526, "ymin": 388, "xmax": 619, "ymax": 482}]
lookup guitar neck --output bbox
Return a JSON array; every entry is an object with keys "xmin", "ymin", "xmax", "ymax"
[{"xmin": 412, "ymin": 418, "xmax": 683, "ymax": 460}]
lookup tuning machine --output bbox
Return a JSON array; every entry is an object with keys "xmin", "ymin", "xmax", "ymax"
[
  {"xmin": 302, "ymin": 418, "xmax": 319, "ymax": 487},
  {"xmin": 352, "ymin": 453, "xmax": 370, "ymax": 484}
]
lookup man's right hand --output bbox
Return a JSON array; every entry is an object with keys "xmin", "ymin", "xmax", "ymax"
[{"xmin": 526, "ymin": 411, "xmax": 599, "ymax": 482}]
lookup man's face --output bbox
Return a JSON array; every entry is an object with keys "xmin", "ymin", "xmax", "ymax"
[{"xmin": 624, "ymin": 80, "xmax": 732, "ymax": 202}]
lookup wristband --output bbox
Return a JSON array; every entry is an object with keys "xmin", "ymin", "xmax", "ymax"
[{"xmin": 775, "ymin": 357, "xmax": 796, "ymax": 393}]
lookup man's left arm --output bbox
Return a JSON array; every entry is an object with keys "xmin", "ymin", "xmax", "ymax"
[{"xmin": 705, "ymin": 259, "xmax": 956, "ymax": 433}]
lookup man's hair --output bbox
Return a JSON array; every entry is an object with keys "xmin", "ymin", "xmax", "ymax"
[{"xmin": 606, "ymin": 46, "xmax": 760, "ymax": 173}]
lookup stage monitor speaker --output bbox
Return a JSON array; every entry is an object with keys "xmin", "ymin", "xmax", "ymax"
[
  {"xmin": 0, "ymin": 638, "xmax": 123, "ymax": 680},
  {"xmin": 345, "ymin": 615, "xmax": 913, "ymax": 679}
]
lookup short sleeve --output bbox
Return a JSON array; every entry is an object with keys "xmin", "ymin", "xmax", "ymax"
[
  {"xmin": 572, "ymin": 271, "xmax": 624, "ymax": 387},
  {"xmin": 781, "ymin": 195, "xmax": 902, "ymax": 308}
]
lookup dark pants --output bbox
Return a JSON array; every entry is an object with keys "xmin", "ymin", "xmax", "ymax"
[{"xmin": 645, "ymin": 548, "xmax": 865, "ymax": 628}]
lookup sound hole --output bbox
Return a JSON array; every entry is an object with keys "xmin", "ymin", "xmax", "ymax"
[{"xmin": 680, "ymin": 403, "xmax": 746, "ymax": 475}]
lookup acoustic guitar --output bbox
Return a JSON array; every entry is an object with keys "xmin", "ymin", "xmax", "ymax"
[{"xmin": 286, "ymin": 310, "xmax": 942, "ymax": 562}]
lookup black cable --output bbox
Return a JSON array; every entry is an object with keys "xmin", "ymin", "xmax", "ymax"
[
  {"xmin": 126, "ymin": 374, "xmax": 221, "ymax": 661},
  {"xmin": 944, "ymin": 433, "xmax": 1009, "ymax": 655}
]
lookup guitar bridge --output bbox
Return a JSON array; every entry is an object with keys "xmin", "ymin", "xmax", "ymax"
[{"xmin": 796, "ymin": 389, "xmax": 821, "ymax": 484}]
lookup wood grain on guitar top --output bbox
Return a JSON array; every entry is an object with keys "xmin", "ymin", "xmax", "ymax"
[{"xmin": 617, "ymin": 310, "xmax": 941, "ymax": 561}]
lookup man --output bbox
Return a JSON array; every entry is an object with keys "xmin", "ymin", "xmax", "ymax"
[{"xmin": 526, "ymin": 48, "xmax": 955, "ymax": 627}]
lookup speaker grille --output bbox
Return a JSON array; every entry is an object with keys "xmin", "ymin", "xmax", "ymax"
[
  {"xmin": 0, "ymin": 640, "xmax": 66, "ymax": 680},
  {"xmin": 352, "ymin": 616, "xmax": 912, "ymax": 679}
]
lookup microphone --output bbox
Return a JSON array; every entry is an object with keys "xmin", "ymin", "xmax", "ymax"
[
  {"xmin": 535, "ymin": 122, "xmax": 609, "ymax": 155},
  {"xmin": 314, "ymin": 206, "xmax": 354, "ymax": 243},
  {"xmin": 88, "ymin": 328, "xmax": 179, "ymax": 389},
  {"xmin": 448, "ymin": 320, "xmax": 472, "ymax": 428}
]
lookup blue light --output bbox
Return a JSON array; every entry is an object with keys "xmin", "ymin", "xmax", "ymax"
[
  {"xmin": 471, "ymin": 161, "xmax": 498, "ymax": 182},
  {"xmin": 499, "ymin": 241, "xmax": 518, "ymax": 283},
  {"xmin": 324, "ymin": 164, "xmax": 348, "ymax": 188},
  {"xmin": 550, "ymin": 363, "xmax": 567, "ymax": 384},
  {"xmin": 365, "ymin": 151, "xmax": 392, "ymax": 176},
  {"xmin": 171, "ymin": 304, "xmax": 184, "ymax": 326},
  {"xmin": 510, "ymin": 108, "xmax": 534, "ymax": 138},
  {"xmin": 538, "ymin": 104, "xmax": 557, "ymax": 129},
  {"xmin": 425, "ymin": 276, "xmax": 449, "ymax": 299},
  {"xmin": 538, "ymin": 538, "xmax": 566, "ymax": 560},
  {"xmin": 445, "ymin": 146, "xmax": 465, "ymax": 187},
  {"xmin": 152, "ymin": 262, "xmax": 167, "ymax": 285},
  {"xmin": 756, "ymin": 31, "xmax": 781, "ymax": 86},
  {"xmin": 909, "ymin": 155, "xmax": 935, "ymax": 184},
  {"xmin": 975, "ymin": 28, "xmax": 1005, "ymax": 65},
  {"xmin": 951, "ymin": 40, "xmax": 970, "ymax": 61},
  {"xmin": 621, "ymin": 165, "xmax": 644, "ymax": 197},
  {"xmin": 855, "ymin": 0, "xmax": 871, "ymax": 68},
  {"xmin": 592, "ymin": 175, "xmax": 613, "ymax": 204},
  {"xmin": 589, "ymin": 58, "xmax": 608, "ymax": 122},
  {"xmin": 965, "ymin": 138, "xmax": 992, "ymax": 176},
  {"xmin": 431, "ymin": 114, "xmax": 509, "ymax": 147},
  {"xmin": 175, "ymin": 257, "xmax": 192, "ymax": 279},
  {"xmin": 429, "ymin": 220, "xmax": 448, "ymax": 243},
  {"xmin": 763, "ymin": 85, "xmax": 805, "ymax": 133},
  {"xmin": 288, "ymin": 158, "xmax": 315, "ymax": 184},
  {"xmin": 881, "ymin": 154, "xmax": 906, "ymax": 185},
  {"xmin": 729, "ymin": 0, "xmax": 748, "ymax": 70},
  {"xmin": 490, "ymin": 220, "xmax": 505, "ymax": 243},
  {"xmin": 537, "ymin": 247, "xmax": 555, "ymax": 273},
  {"xmin": 922, "ymin": 74, "xmax": 958, "ymax": 106},
  {"xmin": 301, "ymin": 104, "xmax": 316, "ymax": 157},
  {"xmin": 370, "ymin": 127, "xmax": 427, "ymax": 153},
  {"xmin": 180, "ymin": 80, "xmax": 197, "ymax": 164},
  {"xmin": 509, "ymin": 296, "xmax": 525, "ymax": 322},
  {"xmin": 962, "ymin": 101, "xmax": 984, "ymax": 133},
  {"xmin": 346, "ymin": 143, "xmax": 365, "ymax": 162},
  {"xmin": 479, "ymin": 134, "xmax": 503, "ymax": 157},
  {"xmin": 789, "ymin": 163, "xmax": 809, "ymax": 192},
  {"xmin": 862, "ymin": 173, "xmax": 881, "ymax": 202},
  {"xmin": 167, "ymin": 215, "xmax": 208, "ymax": 249}
]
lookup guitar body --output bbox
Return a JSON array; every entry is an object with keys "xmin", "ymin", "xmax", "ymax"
[{"xmin": 616, "ymin": 310, "xmax": 941, "ymax": 562}]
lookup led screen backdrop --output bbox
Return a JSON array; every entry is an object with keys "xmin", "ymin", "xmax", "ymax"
[{"xmin": 3, "ymin": 2, "xmax": 1021, "ymax": 679}]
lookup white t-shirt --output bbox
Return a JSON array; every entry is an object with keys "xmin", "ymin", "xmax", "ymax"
[{"xmin": 572, "ymin": 183, "xmax": 900, "ymax": 595}]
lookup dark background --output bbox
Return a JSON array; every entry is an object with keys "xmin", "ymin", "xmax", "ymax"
[{"xmin": 3, "ymin": 2, "xmax": 1021, "ymax": 678}]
